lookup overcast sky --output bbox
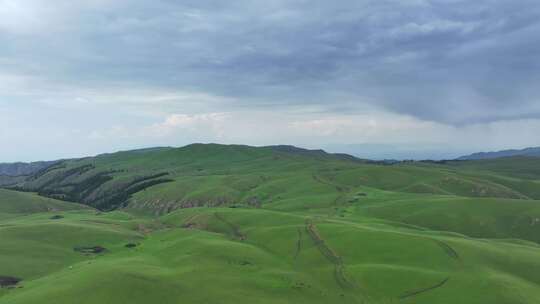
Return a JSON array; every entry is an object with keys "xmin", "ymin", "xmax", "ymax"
[{"xmin": 1, "ymin": 0, "xmax": 540, "ymax": 161}]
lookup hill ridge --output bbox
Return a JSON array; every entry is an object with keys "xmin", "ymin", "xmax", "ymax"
[{"xmin": 458, "ymin": 147, "xmax": 540, "ymax": 160}]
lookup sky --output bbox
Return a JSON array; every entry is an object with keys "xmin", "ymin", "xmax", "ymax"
[{"xmin": 1, "ymin": 0, "xmax": 540, "ymax": 162}]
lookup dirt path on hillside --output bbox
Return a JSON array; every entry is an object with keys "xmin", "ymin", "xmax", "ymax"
[
  {"xmin": 434, "ymin": 240, "xmax": 460, "ymax": 260},
  {"xmin": 399, "ymin": 277, "xmax": 450, "ymax": 299},
  {"xmin": 305, "ymin": 219, "xmax": 354, "ymax": 289}
]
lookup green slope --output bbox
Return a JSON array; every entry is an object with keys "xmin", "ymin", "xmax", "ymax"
[
  {"xmin": 12, "ymin": 144, "xmax": 540, "ymax": 213},
  {"xmin": 2, "ymin": 207, "xmax": 540, "ymax": 304},
  {"xmin": 2, "ymin": 144, "xmax": 540, "ymax": 303},
  {"xmin": 0, "ymin": 189, "xmax": 89, "ymax": 219}
]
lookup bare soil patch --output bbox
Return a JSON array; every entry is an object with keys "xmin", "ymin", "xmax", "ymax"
[
  {"xmin": 0, "ymin": 276, "xmax": 21, "ymax": 288},
  {"xmin": 74, "ymin": 246, "xmax": 107, "ymax": 254}
]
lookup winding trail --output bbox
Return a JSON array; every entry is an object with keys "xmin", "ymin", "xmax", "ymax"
[
  {"xmin": 305, "ymin": 219, "xmax": 354, "ymax": 289},
  {"xmin": 435, "ymin": 240, "xmax": 460, "ymax": 260},
  {"xmin": 399, "ymin": 277, "xmax": 450, "ymax": 299}
]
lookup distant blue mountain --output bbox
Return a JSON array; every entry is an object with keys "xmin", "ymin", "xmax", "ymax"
[
  {"xmin": 0, "ymin": 161, "xmax": 58, "ymax": 176},
  {"xmin": 458, "ymin": 147, "xmax": 540, "ymax": 160}
]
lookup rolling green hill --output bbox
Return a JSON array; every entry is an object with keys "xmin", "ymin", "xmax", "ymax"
[
  {"xmin": 11, "ymin": 144, "xmax": 540, "ymax": 212},
  {"xmin": 2, "ymin": 144, "xmax": 540, "ymax": 303},
  {"xmin": 0, "ymin": 189, "xmax": 89, "ymax": 219}
]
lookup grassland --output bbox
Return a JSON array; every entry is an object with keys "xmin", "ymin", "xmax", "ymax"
[{"xmin": 1, "ymin": 144, "xmax": 540, "ymax": 303}]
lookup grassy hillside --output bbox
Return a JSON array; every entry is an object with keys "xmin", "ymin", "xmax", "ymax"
[
  {"xmin": 0, "ymin": 175, "xmax": 25, "ymax": 187},
  {"xmin": 2, "ymin": 206, "xmax": 540, "ymax": 304},
  {"xmin": 2, "ymin": 144, "xmax": 540, "ymax": 303},
  {"xmin": 443, "ymin": 157, "xmax": 540, "ymax": 180},
  {"xmin": 11, "ymin": 144, "xmax": 540, "ymax": 213},
  {"xmin": 0, "ymin": 189, "xmax": 89, "ymax": 219}
]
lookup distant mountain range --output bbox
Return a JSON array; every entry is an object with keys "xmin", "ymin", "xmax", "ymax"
[
  {"xmin": 458, "ymin": 147, "xmax": 540, "ymax": 160},
  {"xmin": 0, "ymin": 161, "xmax": 58, "ymax": 176}
]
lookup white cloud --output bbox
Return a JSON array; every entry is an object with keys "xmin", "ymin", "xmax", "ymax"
[
  {"xmin": 0, "ymin": 0, "xmax": 120, "ymax": 34},
  {"xmin": 146, "ymin": 113, "xmax": 229, "ymax": 137},
  {"xmin": 84, "ymin": 109, "xmax": 540, "ymax": 158},
  {"xmin": 0, "ymin": 0, "xmax": 43, "ymax": 34}
]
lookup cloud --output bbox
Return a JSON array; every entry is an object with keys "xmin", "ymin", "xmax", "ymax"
[
  {"xmin": 77, "ymin": 109, "xmax": 540, "ymax": 160},
  {"xmin": 2, "ymin": 1, "xmax": 539, "ymax": 122},
  {"xmin": 146, "ymin": 113, "xmax": 229, "ymax": 137},
  {"xmin": 1, "ymin": 0, "xmax": 540, "ymax": 160}
]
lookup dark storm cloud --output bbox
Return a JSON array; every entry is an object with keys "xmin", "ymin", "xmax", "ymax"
[{"xmin": 1, "ymin": 0, "xmax": 540, "ymax": 124}]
